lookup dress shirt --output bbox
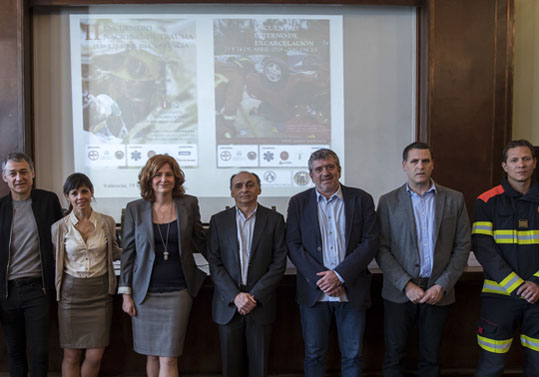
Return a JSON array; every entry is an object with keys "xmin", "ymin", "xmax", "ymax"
[
  {"xmin": 316, "ymin": 187, "xmax": 348, "ymax": 302},
  {"xmin": 236, "ymin": 205, "xmax": 257, "ymax": 286},
  {"xmin": 406, "ymin": 182, "xmax": 437, "ymax": 278},
  {"xmin": 64, "ymin": 210, "xmax": 107, "ymax": 278}
]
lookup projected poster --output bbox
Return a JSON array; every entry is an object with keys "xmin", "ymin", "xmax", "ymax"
[
  {"xmin": 71, "ymin": 15, "xmax": 343, "ymax": 198},
  {"xmin": 214, "ymin": 18, "xmax": 332, "ymax": 175}
]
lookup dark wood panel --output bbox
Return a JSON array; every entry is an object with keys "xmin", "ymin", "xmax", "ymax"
[
  {"xmin": 422, "ymin": 0, "xmax": 514, "ymax": 215},
  {"xmin": 0, "ymin": 0, "xmax": 28, "ymax": 197},
  {"xmin": 29, "ymin": 0, "xmax": 423, "ymax": 7}
]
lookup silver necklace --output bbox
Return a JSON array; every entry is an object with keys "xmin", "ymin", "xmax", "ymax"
[
  {"xmin": 156, "ymin": 221, "xmax": 171, "ymax": 261},
  {"xmin": 154, "ymin": 203, "xmax": 174, "ymax": 261}
]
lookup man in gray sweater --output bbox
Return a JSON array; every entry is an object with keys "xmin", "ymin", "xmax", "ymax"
[{"xmin": 0, "ymin": 152, "xmax": 63, "ymax": 377}]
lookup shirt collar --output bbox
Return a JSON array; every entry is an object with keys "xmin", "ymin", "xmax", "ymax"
[
  {"xmin": 235, "ymin": 204, "xmax": 258, "ymax": 220},
  {"xmin": 68, "ymin": 209, "xmax": 97, "ymax": 227},
  {"xmin": 406, "ymin": 180, "xmax": 437, "ymax": 197},
  {"xmin": 501, "ymin": 177, "xmax": 539, "ymax": 201},
  {"xmin": 316, "ymin": 185, "xmax": 343, "ymax": 202}
]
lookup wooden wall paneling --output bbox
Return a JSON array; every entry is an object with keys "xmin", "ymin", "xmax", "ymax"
[
  {"xmin": 423, "ymin": 0, "xmax": 514, "ymax": 217},
  {"xmin": 0, "ymin": 0, "xmax": 30, "ymax": 197},
  {"xmin": 28, "ymin": 0, "xmax": 423, "ymax": 6}
]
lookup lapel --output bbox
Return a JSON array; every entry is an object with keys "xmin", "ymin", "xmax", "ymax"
[
  {"xmin": 308, "ymin": 189, "xmax": 323, "ymax": 259},
  {"xmin": 341, "ymin": 185, "xmax": 354, "ymax": 250},
  {"xmin": 397, "ymin": 184, "xmax": 419, "ymax": 252},
  {"xmin": 226, "ymin": 208, "xmax": 242, "ymax": 282},
  {"xmin": 174, "ymin": 197, "xmax": 188, "ymax": 256},
  {"xmin": 141, "ymin": 200, "xmax": 155, "ymax": 261},
  {"xmin": 250, "ymin": 205, "xmax": 267, "ymax": 262},
  {"xmin": 432, "ymin": 184, "xmax": 445, "ymax": 251}
]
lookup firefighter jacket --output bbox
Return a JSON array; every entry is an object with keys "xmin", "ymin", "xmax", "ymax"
[{"xmin": 472, "ymin": 178, "xmax": 539, "ymax": 298}]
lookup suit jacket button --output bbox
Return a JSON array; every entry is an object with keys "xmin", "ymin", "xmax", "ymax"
[{"xmin": 317, "ymin": 247, "xmax": 321, "ymax": 251}]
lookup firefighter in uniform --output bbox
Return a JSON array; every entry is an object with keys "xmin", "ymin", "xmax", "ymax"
[{"xmin": 472, "ymin": 139, "xmax": 539, "ymax": 377}]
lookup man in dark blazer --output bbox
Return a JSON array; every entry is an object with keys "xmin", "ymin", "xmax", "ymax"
[
  {"xmin": 376, "ymin": 142, "xmax": 471, "ymax": 377},
  {"xmin": 0, "ymin": 152, "xmax": 63, "ymax": 377},
  {"xmin": 207, "ymin": 171, "xmax": 287, "ymax": 377},
  {"xmin": 287, "ymin": 148, "xmax": 378, "ymax": 377}
]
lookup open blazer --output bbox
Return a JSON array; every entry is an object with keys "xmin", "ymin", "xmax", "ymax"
[
  {"xmin": 286, "ymin": 185, "xmax": 379, "ymax": 310},
  {"xmin": 52, "ymin": 211, "xmax": 122, "ymax": 301},
  {"xmin": 376, "ymin": 183, "xmax": 471, "ymax": 305},
  {"xmin": 207, "ymin": 205, "xmax": 287, "ymax": 325},
  {"xmin": 118, "ymin": 195, "xmax": 207, "ymax": 304}
]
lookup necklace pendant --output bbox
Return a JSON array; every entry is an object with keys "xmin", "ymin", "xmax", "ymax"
[{"xmin": 163, "ymin": 251, "xmax": 169, "ymax": 261}]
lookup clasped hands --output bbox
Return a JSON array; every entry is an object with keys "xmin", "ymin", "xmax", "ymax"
[
  {"xmin": 316, "ymin": 270, "xmax": 344, "ymax": 297},
  {"xmin": 234, "ymin": 292, "xmax": 257, "ymax": 315},
  {"xmin": 404, "ymin": 282, "xmax": 444, "ymax": 305}
]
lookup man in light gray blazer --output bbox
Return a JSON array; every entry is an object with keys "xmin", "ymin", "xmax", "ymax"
[
  {"xmin": 376, "ymin": 142, "xmax": 471, "ymax": 377},
  {"xmin": 207, "ymin": 171, "xmax": 287, "ymax": 377}
]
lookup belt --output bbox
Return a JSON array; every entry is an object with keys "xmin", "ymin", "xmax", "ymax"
[
  {"xmin": 8, "ymin": 277, "xmax": 41, "ymax": 286},
  {"xmin": 412, "ymin": 277, "xmax": 429, "ymax": 289}
]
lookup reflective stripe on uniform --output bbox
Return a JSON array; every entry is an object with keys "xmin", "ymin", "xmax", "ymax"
[
  {"xmin": 499, "ymin": 273, "xmax": 525, "ymax": 294},
  {"xmin": 534, "ymin": 271, "xmax": 539, "ymax": 278},
  {"xmin": 482, "ymin": 275, "xmax": 524, "ymax": 296},
  {"xmin": 482, "ymin": 280, "xmax": 510, "ymax": 295},
  {"xmin": 472, "ymin": 221, "xmax": 493, "ymax": 236},
  {"xmin": 521, "ymin": 335, "xmax": 539, "ymax": 352},
  {"xmin": 493, "ymin": 230, "xmax": 539, "ymax": 245},
  {"xmin": 477, "ymin": 334, "xmax": 512, "ymax": 353},
  {"xmin": 215, "ymin": 73, "xmax": 229, "ymax": 87}
]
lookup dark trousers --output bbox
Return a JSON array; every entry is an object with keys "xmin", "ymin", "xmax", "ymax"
[
  {"xmin": 218, "ymin": 313, "xmax": 272, "ymax": 377},
  {"xmin": 299, "ymin": 302, "xmax": 366, "ymax": 377},
  {"xmin": 382, "ymin": 299, "xmax": 450, "ymax": 377},
  {"xmin": 0, "ymin": 278, "xmax": 52, "ymax": 377},
  {"xmin": 475, "ymin": 296, "xmax": 539, "ymax": 377}
]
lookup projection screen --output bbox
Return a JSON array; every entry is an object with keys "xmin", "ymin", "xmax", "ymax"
[{"xmin": 33, "ymin": 5, "xmax": 416, "ymax": 222}]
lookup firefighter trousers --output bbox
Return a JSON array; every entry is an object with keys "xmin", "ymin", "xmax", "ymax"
[{"xmin": 474, "ymin": 296, "xmax": 539, "ymax": 377}]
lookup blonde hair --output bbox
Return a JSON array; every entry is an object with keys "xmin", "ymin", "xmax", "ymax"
[{"xmin": 138, "ymin": 155, "xmax": 185, "ymax": 202}]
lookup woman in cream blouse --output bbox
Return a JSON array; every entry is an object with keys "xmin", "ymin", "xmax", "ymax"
[{"xmin": 52, "ymin": 173, "xmax": 121, "ymax": 377}]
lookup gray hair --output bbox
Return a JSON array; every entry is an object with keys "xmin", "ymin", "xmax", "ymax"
[
  {"xmin": 308, "ymin": 148, "xmax": 341, "ymax": 174},
  {"xmin": 2, "ymin": 152, "xmax": 35, "ymax": 174}
]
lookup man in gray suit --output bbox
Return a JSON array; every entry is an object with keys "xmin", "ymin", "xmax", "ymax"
[
  {"xmin": 376, "ymin": 142, "xmax": 471, "ymax": 377},
  {"xmin": 207, "ymin": 171, "xmax": 287, "ymax": 377}
]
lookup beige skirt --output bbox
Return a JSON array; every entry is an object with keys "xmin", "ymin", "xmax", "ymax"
[
  {"xmin": 132, "ymin": 289, "xmax": 192, "ymax": 357},
  {"xmin": 58, "ymin": 273, "xmax": 112, "ymax": 349}
]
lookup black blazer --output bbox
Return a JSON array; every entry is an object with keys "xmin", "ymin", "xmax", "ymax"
[
  {"xmin": 286, "ymin": 185, "xmax": 378, "ymax": 310},
  {"xmin": 207, "ymin": 205, "xmax": 287, "ymax": 325},
  {"xmin": 0, "ymin": 189, "xmax": 63, "ymax": 297}
]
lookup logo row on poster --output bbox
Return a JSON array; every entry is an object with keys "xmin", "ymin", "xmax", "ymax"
[{"xmin": 84, "ymin": 144, "xmax": 329, "ymax": 169}]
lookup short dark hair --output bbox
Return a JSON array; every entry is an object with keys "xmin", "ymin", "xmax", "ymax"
[
  {"xmin": 2, "ymin": 152, "xmax": 34, "ymax": 174},
  {"xmin": 63, "ymin": 173, "xmax": 94, "ymax": 213},
  {"xmin": 308, "ymin": 148, "xmax": 341, "ymax": 174},
  {"xmin": 63, "ymin": 173, "xmax": 94, "ymax": 196},
  {"xmin": 229, "ymin": 171, "xmax": 261, "ymax": 189},
  {"xmin": 402, "ymin": 142, "xmax": 434, "ymax": 161},
  {"xmin": 502, "ymin": 139, "xmax": 536, "ymax": 162}
]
